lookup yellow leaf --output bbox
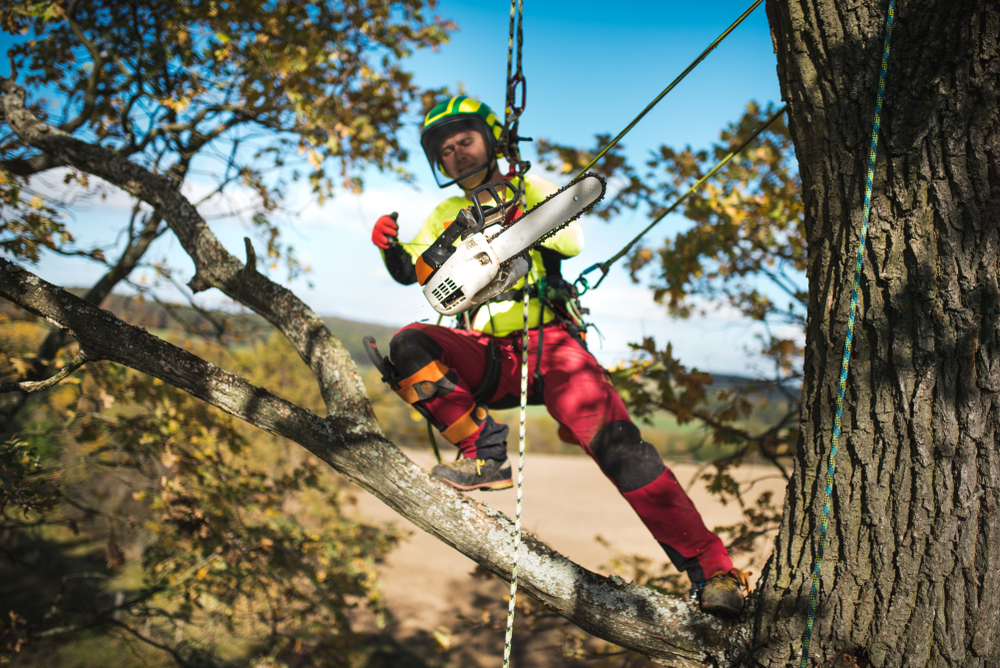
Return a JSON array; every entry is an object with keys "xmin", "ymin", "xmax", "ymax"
[
  {"xmin": 307, "ymin": 149, "xmax": 322, "ymax": 170},
  {"xmin": 432, "ymin": 627, "xmax": 452, "ymax": 652},
  {"xmin": 29, "ymin": 195, "xmax": 43, "ymax": 209},
  {"xmin": 196, "ymin": 566, "xmax": 209, "ymax": 580}
]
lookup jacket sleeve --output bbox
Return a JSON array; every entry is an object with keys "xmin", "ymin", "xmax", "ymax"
[{"xmin": 381, "ymin": 243, "xmax": 418, "ymax": 285}]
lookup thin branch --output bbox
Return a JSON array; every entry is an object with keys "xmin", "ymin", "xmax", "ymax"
[
  {"xmin": 758, "ymin": 264, "xmax": 807, "ymax": 306},
  {"xmin": 60, "ymin": 0, "xmax": 106, "ymax": 135},
  {"xmin": 0, "ymin": 353, "xmax": 88, "ymax": 394},
  {"xmin": 106, "ymin": 619, "xmax": 196, "ymax": 668}
]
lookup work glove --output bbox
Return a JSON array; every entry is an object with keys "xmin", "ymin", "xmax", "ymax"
[{"xmin": 372, "ymin": 212, "xmax": 399, "ymax": 249}]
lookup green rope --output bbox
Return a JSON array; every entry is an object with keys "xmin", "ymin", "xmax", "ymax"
[
  {"xmin": 575, "ymin": 104, "xmax": 787, "ymax": 294},
  {"xmin": 571, "ymin": 0, "xmax": 763, "ymax": 182},
  {"xmin": 799, "ymin": 2, "xmax": 895, "ymax": 666},
  {"xmin": 502, "ymin": 277, "xmax": 531, "ymax": 668},
  {"xmin": 427, "ymin": 420, "xmax": 443, "ymax": 465}
]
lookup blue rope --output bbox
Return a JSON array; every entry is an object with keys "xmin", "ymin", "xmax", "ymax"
[{"xmin": 799, "ymin": 2, "xmax": 895, "ymax": 666}]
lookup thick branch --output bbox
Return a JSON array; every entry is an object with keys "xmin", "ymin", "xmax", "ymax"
[
  {"xmin": 0, "ymin": 153, "xmax": 69, "ymax": 177},
  {"xmin": 0, "ymin": 76, "xmax": 360, "ymax": 418},
  {"xmin": 0, "ymin": 258, "xmax": 744, "ymax": 667}
]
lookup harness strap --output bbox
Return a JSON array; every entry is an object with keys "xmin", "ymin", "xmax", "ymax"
[
  {"xmin": 472, "ymin": 338, "xmax": 502, "ymax": 405},
  {"xmin": 474, "ymin": 274, "xmax": 578, "ymax": 314},
  {"xmin": 532, "ymin": 278, "xmax": 546, "ymax": 392}
]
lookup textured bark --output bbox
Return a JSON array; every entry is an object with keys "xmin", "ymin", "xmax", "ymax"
[{"xmin": 748, "ymin": 1, "xmax": 1000, "ymax": 666}]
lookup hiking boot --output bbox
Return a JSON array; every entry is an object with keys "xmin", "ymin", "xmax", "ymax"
[
  {"xmin": 431, "ymin": 457, "xmax": 513, "ymax": 491},
  {"xmin": 698, "ymin": 569, "xmax": 750, "ymax": 618}
]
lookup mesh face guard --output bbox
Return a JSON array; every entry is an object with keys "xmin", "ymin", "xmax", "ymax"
[{"xmin": 421, "ymin": 96, "xmax": 503, "ymax": 188}]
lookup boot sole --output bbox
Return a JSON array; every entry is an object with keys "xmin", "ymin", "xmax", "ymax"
[
  {"xmin": 437, "ymin": 478, "xmax": 514, "ymax": 491},
  {"xmin": 700, "ymin": 601, "xmax": 743, "ymax": 618}
]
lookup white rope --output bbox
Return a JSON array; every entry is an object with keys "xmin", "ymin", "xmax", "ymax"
[{"xmin": 502, "ymin": 280, "xmax": 530, "ymax": 667}]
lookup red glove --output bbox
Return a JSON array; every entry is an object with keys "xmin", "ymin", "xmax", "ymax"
[{"xmin": 372, "ymin": 212, "xmax": 399, "ymax": 249}]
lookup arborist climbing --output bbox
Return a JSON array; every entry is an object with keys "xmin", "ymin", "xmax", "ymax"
[{"xmin": 366, "ymin": 94, "xmax": 750, "ymax": 617}]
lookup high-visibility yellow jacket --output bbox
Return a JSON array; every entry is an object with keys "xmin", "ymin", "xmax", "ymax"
[{"xmin": 393, "ymin": 174, "xmax": 584, "ymax": 337}]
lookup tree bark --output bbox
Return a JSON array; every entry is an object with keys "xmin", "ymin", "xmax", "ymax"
[{"xmin": 750, "ymin": 1, "xmax": 1000, "ymax": 666}]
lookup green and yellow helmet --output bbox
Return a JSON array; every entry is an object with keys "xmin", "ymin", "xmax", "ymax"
[{"xmin": 420, "ymin": 96, "xmax": 503, "ymax": 188}]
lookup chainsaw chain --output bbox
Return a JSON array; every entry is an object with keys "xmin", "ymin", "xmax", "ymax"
[{"xmin": 487, "ymin": 172, "xmax": 607, "ymax": 252}]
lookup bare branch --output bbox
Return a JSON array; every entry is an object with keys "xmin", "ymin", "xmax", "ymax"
[
  {"xmin": 60, "ymin": 0, "xmax": 106, "ymax": 135},
  {"xmin": 243, "ymin": 237, "xmax": 257, "ymax": 274},
  {"xmin": 0, "ymin": 76, "xmax": 361, "ymax": 417},
  {"xmin": 0, "ymin": 353, "xmax": 88, "ymax": 394}
]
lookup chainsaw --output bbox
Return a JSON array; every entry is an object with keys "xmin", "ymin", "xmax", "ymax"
[{"xmin": 412, "ymin": 173, "xmax": 606, "ymax": 316}]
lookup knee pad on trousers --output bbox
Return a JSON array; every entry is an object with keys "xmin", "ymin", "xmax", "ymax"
[
  {"xmin": 441, "ymin": 405, "xmax": 508, "ymax": 452},
  {"xmin": 388, "ymin": 328, "xmax": 457, "ymax": 404},
  {"xmin": 389, "ymin": 328, "xmax": 443, "ymax": 378},
  {"xmin": 590, "ymin": 420, "xmax": 666, "ymax": 493}
]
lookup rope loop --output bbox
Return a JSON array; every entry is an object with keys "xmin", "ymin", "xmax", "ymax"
[{"xmin": 575, "ymin": 263, "xmax": 608, "ymax": 295}]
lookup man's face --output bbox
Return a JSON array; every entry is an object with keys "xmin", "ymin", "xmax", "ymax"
[{"xmin": 439, "ymin": 129, "xmax": 490, "ymax": 189}]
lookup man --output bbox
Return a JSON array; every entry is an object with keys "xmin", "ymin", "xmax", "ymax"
[{"xmin": 371, "ymin": 95, "xmax": 748, "ymax": 616}]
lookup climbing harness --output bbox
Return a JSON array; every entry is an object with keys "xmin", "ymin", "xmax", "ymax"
[
  {"xmin": 799, "ymin": 2, "xmax": 895, "ymax": 666},
  {"xmin": 575, "ymin": 104, "xmax": 788, "ymax": 294},
  {"xmin": 572, "ymin": 0, "xmax": 764, "ymax": 181}
]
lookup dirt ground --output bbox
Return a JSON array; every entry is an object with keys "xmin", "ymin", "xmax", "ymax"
[{"xmin": 347, "ymin": 448, "xmax": 787, "ymax": 667}]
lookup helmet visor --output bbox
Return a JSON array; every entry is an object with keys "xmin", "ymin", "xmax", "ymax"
[{"xmin": 421, "ymin": 117, "xmax": 496, "ymax": 188}]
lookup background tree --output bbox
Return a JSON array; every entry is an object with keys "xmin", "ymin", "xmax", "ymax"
[
  {"xmin": 1, "ymin": 0, "xmax": 452, "ymax": 664},
  {"xmin": 0, "ymin": 0, "xmax": 452, "ymax": 436},
  {"xmin": 1, "ymin": 0, "xmax": 997, "ymax": 667}
]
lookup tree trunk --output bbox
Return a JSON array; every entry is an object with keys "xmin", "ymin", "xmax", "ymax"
[{"xmin": 749, "ymin": 1, "xmax": 1000, "ymax": 665}]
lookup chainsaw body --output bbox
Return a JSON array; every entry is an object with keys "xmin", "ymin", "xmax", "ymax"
[{"xmin": 416, "ymin": 174, "xmax": 605, "ymax": 316}]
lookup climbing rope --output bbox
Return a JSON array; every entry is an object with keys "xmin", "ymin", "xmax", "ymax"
[
  {"xmin": 575, "ymin": 103, "xmax": 787, "ymax": 294},
  {"xmin": 799, "ymin": 2, "xmax": 895, "ymax": 666},
  {"xmin": 502, "ymin": 273, "xmax": 531, "ymax": 668},
  {"xmin": 572, "ymin": 0, "xmax": 763, "ymax": 182}
]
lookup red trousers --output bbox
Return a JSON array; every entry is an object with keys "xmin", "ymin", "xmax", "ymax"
[{"xmin": 387, "ymin": 322, "xmax": 733, "ymax": 582}]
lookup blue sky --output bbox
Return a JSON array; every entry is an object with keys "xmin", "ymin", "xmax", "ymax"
[{"xmin": 4, "ymin": 0, "xmax": 796, "ymax": 374}]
